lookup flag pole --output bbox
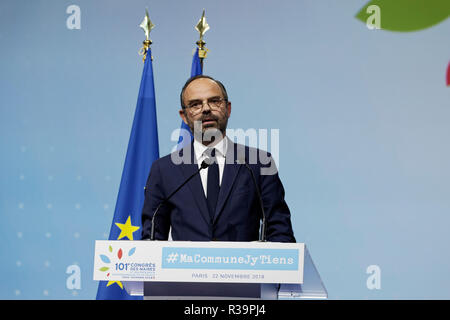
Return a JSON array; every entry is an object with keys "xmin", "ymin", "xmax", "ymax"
[
  {"xmin": 96, "ymin": 8, "xmax": 159, "ymax": 300},
  {"xmin": 195, "ymin": 9, "xmax": 210, "ymax": 72}
]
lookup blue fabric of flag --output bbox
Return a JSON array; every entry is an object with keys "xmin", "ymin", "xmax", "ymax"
[
  {"xmin": 177, "ymin": 47, "xmax": 202, "ymax": 150},
  {"xmin": 96, "ymin": 49, "xmax": 159, "ymax": 300}
]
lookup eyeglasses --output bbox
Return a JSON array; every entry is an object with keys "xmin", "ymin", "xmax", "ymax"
[{"xmin": 184, "ymin": 97, "xmax": 227, "ymax": 114}]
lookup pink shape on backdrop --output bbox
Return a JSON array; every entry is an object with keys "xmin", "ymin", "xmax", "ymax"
[{"xmin": 447, "ymin": 61, "xmax": 450, "ymax": 86}]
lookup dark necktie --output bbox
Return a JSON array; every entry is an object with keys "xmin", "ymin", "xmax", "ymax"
[{"xmin": 206, "ymin": 148, "xmax": 220, "ymax": 221}]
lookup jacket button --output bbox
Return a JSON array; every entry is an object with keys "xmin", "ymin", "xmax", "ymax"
[{"xmin": 212, "ymin": 238, "xmax": 218, "ymax": 241}]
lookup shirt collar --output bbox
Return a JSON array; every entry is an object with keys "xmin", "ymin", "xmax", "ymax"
[{"xmin": 193, "ymin": 135, "xmax": 228, "ymax": 162}]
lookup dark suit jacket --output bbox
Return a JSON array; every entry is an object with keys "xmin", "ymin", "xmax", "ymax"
[{"xmin": 141, "ymin": 140, "xmax": 295, "ymax": 242}]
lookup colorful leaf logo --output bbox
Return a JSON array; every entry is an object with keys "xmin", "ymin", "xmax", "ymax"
[
  {"xmin": 99, "ymin": 246, "xmax": 137, "ymax": 278},
  {"xmin": 356, "ymin": 0, "xmax": 450, "ymax": 32}
]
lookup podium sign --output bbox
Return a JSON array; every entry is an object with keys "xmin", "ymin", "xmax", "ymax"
[{"xmin": 94, "ymin": 241, "xmax": 304, "ymax": 284}]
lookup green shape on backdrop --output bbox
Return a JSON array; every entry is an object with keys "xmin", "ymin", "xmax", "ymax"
[{"xmin": 356, "ymin": 0, "xmax": 450, "ymax": 32}]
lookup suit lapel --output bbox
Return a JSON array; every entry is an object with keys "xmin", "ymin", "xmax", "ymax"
[
  {"xmin": 178, "ymin": 143, "xmax": 212, "ymax": 226},
  {"xmin": 213, "ymin": 140, "xmax": 242, "ymax": 223}
]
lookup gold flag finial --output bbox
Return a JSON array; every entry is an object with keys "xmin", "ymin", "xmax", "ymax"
[
  {"xmin": 195, "ymin": 9, "xmax": 210, "ymax": 64},
  {"xmin": 139, "ymin": 8, "xmax": 155, "ymax": 62},
  {"xmin": 140, "ymin": 8, "xmax": 155, "ymax": 41},
  {"xmin": 195, "ymin": 9, "xmax": 210, "ymax": 41}
]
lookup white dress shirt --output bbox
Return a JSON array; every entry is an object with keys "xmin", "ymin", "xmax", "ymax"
[{"xmin": 193, "ymin": 136, "xmax": 228, "ymax": 197}]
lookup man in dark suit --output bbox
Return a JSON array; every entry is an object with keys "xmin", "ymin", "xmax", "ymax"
[{"xmin": 141, "ymin": 75, "xmax": 295, "ymax": 242}]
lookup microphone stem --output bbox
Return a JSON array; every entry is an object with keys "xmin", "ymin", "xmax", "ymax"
[
  {"xmin": 150, "ymin": 163, "xmax": 208, "ymax": 240},
  {"xmin": 243, "ymin": 163, "xmax": 267, "ymax": 242}
]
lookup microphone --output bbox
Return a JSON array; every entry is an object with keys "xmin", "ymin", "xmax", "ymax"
[
  {"xmin": 238, "ymin": 158, "xmax": 267, "ymax": 242},
  {"xmin": 149, "ymin": 160, "xmax": 210, "ymax": 240}
]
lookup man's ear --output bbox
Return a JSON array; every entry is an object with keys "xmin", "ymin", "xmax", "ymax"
[
  {"xmin": 179, "ymin": 108, "xmax": 188, "ymax": 125},
  {"xmin": 226, "ymin": 101, "xmax": 232, "ymax": 118}
]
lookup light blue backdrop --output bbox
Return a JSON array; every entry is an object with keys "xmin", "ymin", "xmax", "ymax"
[{"xmin": 1, "ymin": 0, "xmax": 449, "ymax": 299}]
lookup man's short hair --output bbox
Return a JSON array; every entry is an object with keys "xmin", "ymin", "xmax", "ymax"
[{"xmin": 180, "ymin": 75, "xmax": 229, "ymax": 109}]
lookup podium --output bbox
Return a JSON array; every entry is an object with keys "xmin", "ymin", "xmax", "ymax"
[{"xmin": 94, "ymin": 240, "xmax": 327, "ymax": 300}]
